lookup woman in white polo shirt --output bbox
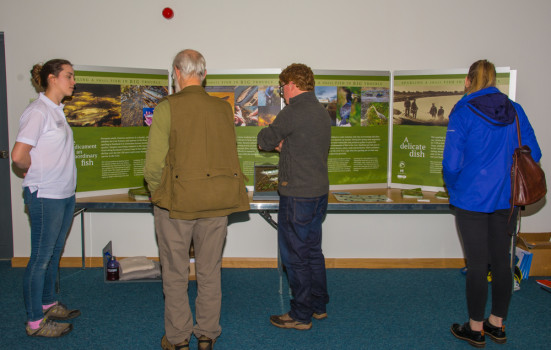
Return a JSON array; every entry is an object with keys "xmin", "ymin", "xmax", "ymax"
[{"xmin": 12, "ymin": 59, "xmax": 80, "ymax": 338}]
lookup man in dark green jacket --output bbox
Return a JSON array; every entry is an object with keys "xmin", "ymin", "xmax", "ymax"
[{"xmin": 145, "ymin": 49, "xmax": 249, "ymax": 350}]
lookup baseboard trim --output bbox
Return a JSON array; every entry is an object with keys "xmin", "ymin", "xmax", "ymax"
[
  {"xmin": 11, "ymin": 257, "xmax": 465, "ymax": 269},
  {"xmin": 325, "ymin": 258, "xmax": 466, "ymax": 268}
]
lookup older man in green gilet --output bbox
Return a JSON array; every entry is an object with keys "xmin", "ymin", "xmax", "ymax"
[{"xmin": 145, "ymin": 49, "xmax": 249, "ymax": 350}]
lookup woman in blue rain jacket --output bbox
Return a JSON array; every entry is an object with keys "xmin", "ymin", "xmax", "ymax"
[{"xmin": 443, "ymin": 60, "xmax": 542, "ymax": 347}]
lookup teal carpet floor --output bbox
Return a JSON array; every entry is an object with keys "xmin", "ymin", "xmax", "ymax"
[{"xmin": 1, "ymin": 261, "xmax": 550, "ymax": 349}]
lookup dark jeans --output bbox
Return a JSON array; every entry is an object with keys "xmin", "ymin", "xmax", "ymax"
[
  {"xmin": 455, "ymin": 207, "xmax": 518, "ymax": 321},
  {"xmin": 278, "ymin": 194, "xmax": 329, "ymax": 322},
  {"xmin": 23, "ymin": 187, "xmax": 75, "ymax": 322}
]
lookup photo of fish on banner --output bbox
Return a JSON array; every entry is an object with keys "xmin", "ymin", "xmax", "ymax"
[{"xmin": 252, "ymin": 164, "xmax": 279, "ymax": 201}]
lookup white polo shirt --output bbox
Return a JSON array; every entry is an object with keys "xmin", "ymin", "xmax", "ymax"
[{"xmin": 16, "ymin": 93, "xmax": 77, "ymax": 199}]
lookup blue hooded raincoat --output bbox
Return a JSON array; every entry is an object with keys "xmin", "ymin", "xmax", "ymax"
[{"xmin": 442, "ymin": 87, "xmax": 542, "ymax": 213}]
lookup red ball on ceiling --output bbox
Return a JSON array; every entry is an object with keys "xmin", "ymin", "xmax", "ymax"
[{"xmin": 162, "ymin": 7, "xmax": 174, "ymax": 19}]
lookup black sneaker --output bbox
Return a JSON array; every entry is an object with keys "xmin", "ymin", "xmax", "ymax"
[
  {"xmin": 483, "ymin": 319, "xmax": 506, "ymax": 344},
  {"xmin": 451, "ymin": 322, "xmax": 485, "ymax": 348}
]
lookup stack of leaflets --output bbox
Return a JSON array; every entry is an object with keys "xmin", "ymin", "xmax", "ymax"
[
  {"xmin": 401, "ymin": 188, "xmax": 423, "ymax": 199},
  {"xmin": 515, "ymin": 246, "xmax": 533, "ymax": 280},
  {"xmin": 435, "ymin": 191, "xmax": 449, "ymax": 200},
  {"xmin": 128, "ymin": 187, "xmax": 151, "ymax": 201},
  {"xmin": 119, "ymin": 256, "xmax": 161, "ymax": 281},
  {"xmin": 333, "ymin": 193, "xmax": 389, "ymax": 202}
]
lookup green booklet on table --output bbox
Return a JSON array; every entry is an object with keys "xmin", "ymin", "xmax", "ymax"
[
  {"xmin": 435, "ymin": 191, "xmax": 449, "ymax": 200},
  {"xmin": 401, "ymin": 188, "xmax": 423, "ymax": 199},
  {"xmin": 128, "ymin": 187, "xmax": 151, "ymax": 201}
]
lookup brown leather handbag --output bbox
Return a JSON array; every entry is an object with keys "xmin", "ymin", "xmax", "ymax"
[{"xmin": 510, "ymin": 114, "xmax": 546, "ymax": 206}]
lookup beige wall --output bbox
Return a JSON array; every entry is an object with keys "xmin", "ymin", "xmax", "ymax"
[{"xmin": 2, "ymin": 0, "xmax": 550, "ymax": 260}]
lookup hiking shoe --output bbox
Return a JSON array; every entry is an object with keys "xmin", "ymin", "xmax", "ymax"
[
  {"xmin": 483, "ymin": 319, "xmax": 506, "ymax": 344},
  {"xmin": 270, "ymin": 313, "xmax": 312, "ymax": 330},
  {"xmin": 198, "ymin": 335, "xmax": 216, "ymax": 350},
  {"xmin": 451, "ymin": 322, "xmax": 485, "ymax": 348},
  {"xmin": 44, "ymin": 302, "xmax": 81, "ymax": 321},
  {"xmin": 161, "ymin": 334, "xmax": 189, "ymax": 350},
  {"xmin": 312, "ymin": 312, "xmax": 328, "ymax": 320},
  {"xmin": 26, "ymin": 318, "xmax": 72, "ymax": 338}
]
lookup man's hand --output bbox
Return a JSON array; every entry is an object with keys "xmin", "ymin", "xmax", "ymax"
[
  {"xmin": 275, "ymin": 139, "xmax": 284, "ymax": 152},
  {"xmin": 258, "ymin": 139, "xmax": 284, "ymax": 152}
]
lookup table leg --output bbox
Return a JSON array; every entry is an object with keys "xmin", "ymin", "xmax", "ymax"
[
  {"xmin": 73, "ymin": 208, "xmax": 86, "ymax": 269},
  {"xmin": 258, "ymin": 210, "xmax": 291, "ymax": 295}
]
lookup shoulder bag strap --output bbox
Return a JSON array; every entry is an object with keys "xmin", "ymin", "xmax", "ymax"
[{"xmin": 515, "ymin": 113, "xmax": 522, "ymax": 147}]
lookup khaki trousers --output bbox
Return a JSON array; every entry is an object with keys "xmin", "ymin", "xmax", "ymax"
[{"xmin": 154, "ymin": 206, "xmax": 227, "ymax": 344}]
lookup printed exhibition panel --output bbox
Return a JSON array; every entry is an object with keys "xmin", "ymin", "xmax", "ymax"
[
  {"xmin": 314, "ymin": 70, "xmax": 390, "ymax": 186},
  {"xmin": 64, "ymin": 67, "xmax": 169, "ymax": 193},
  {"xmin": 64, "ymin": 66, "xmax": 513, "ymax": 194},
  {"xmin": 206, "ymin": 69, "xmax": 390, "ymax": 187},
  {"xmin": 391, "ymin": 70, "xmax": 512, "ymax": 190},
  {"xmin": 205, "ymin": 70, "xmax": 282, "ymax": 187}
]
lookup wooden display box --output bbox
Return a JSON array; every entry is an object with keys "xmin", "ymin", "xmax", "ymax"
[{"xmin": 517, "ymin": 232, "xmax": 551, "ymax": 277}]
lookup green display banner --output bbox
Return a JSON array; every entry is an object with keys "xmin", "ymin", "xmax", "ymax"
[
  {"xmin": 391, "ymin": 72, "xmax": 511, "ymax": 188},
  {"xmin": 64, "ymin": 67, "xmax": 169, "ymax": 192},
  {"xmin": 64, "ymin": 66, "xmax": 512, "ymax": 194},
  {"xmin": 315, "ymin": 72, "xmax": 390, "ymax": 185},
  {"xmin": 205, "ymin": 70, "xmax": 391, "ymax": 186},
  {"xmin": 205, "ymin": 73, "xmax": 282, "ymax": 186}
]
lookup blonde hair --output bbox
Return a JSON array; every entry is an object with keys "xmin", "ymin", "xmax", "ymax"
[
  {"xmin": 465, "ymin": 59, "xmax": 496, "ymax": 94},
  {"xmin": 30, "ymin": 59, "xmax": 72, "ymax": 92}
]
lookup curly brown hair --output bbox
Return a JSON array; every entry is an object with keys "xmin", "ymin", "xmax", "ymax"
[{"xmin": 279, "ymin": 63, "xmax": 315, "ymax": 91}]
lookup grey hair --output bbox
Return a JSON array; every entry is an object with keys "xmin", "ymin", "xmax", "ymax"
[{"xmin": 172, "ymin": 49, "xmax": 206, "ymax": 81}]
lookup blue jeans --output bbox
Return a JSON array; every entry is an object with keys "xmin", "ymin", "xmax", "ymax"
[
  {"xmin": 278, "ymin": 194, "xmax": 329, "ymax": 322},
  {"xmin": 23, "ymin": 187, "xmax": 75, "ymax": 322}
]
